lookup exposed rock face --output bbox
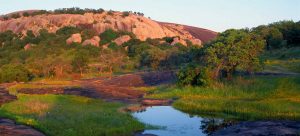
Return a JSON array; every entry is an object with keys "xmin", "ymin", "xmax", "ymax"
[
  {"xmin": 158, "ymin": 22, "xmax": 218, "ymax": 43},
  {"xmin": 0, "ymin": 11, "xmax": 217, "ymax": 45},
  {"xmin": 82, "ymin": 36, "xmax": 100, "ymax": 46},
  {"xmin": 113, "ymin": 35, "xmax": 131, "ymax": 46},
  {"xmin": 66, "ymin": 33, "xmax": 82, "ymax": 45}
]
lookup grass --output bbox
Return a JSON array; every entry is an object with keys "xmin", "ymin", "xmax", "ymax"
[
  {"xmin": 0, "ymin": 94, "xmax": 144, "ymax": 136},
  {"xmin": 147, "ymin": 76, "xmax": 300, "ymax": 120},
  {"xmin": 8, "ymin": 81, "xmax": 79, "ymax": 95},
  {"xmin": 262, "ymin": 47, "xmax": 300, "ymax": 73}
]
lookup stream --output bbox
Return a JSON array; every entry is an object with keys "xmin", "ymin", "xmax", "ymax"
[{"xmin": 132, "ymin": 106, "xmax": 226, "ymax": 136}]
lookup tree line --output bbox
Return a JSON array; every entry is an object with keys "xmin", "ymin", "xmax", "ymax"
[
  {"xmin": 177, "ymin": 20, "xmax": 300, "ymax": 86},
  {"xmin": 0, "ymin": 26, "xmax": 198, "ymax": 83}
]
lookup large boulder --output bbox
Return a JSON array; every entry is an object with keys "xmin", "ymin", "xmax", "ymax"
[
  {"xmin": 82, "ymin": 36, "xmax": 101, "ymax": 47},
  {"xmin": 66, "ymin": 33, "xmax": 82, "ymax": 45},
  {"xmin": 171, "ymin": 37, "xmax": 187, "ymax": 46},
  {"xmin": 113, "ymin": 35, "xmax": 131, "ymax": 46},
  {"xmin": 190, "ymin": 39, "xmax": 202, "ymax": 46}
]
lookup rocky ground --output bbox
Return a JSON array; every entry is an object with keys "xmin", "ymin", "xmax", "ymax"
[
  {"xmin": 0, "ymin": 119, "xmax": 45, "ymax": 136},
  {"xmin": 1, "ymin": 71, "xmax": 300, "ymax": 136},
  {"xmin": 18, "ymin": 71, "xmax": 176, "ymax": 103},
  {"xmin": 212, "ymin": 121, "xmax": 300, "ymax": 136}
]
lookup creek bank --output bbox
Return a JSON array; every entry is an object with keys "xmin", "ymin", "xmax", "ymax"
[
  {"xmin": 0, "ymin": 118, "xmax": 45, "ymax": 136},
  {"xmin": 212, "ymin": 121, "xmax": 300, "ymax": 136},
  {"xmin": 0, "ymin": 88, "xmax": 17, "ymax": 106}
]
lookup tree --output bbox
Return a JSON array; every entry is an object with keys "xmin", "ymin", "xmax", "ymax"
[
  {"xmin": 71, "ymin": 51, "xmax": 89, "ymax": 76},
  {"xmin": 122, "ymin": 11, "xmax": 130, "ymax": 17},
  {"xmin": 0, "ymin": 64, "xmax": 32, "ymax": 83},
  {"xmin": 56, "ymin": 26, "xmax": 81, "ymax": 36},
  {"xmin": 205, "ymin": 29, "xmax": 265, "ymax": 80},
  {"xmin": 177, "ymin": 64, "xmax": 211, "ymax": 86},
  {"xmin": 140, "ymin": 47, "xmax": 167, "ymax": 70},
  {"xmin": 99, "ymin": 29, "xmax": 118, "ymax": 45},
  {"xmin": 23, "ymin": 12, "xmax": 30, "ymax": 17},
  {"xmin": 98, "ymin": 49, "xmax": 127, "ymax": 76}
]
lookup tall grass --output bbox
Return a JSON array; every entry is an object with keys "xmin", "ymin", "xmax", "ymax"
[{"xmin": 147, "ymin": 76, "xmax": 300, "ymax": 120}]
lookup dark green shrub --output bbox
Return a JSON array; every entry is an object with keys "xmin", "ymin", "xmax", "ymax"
[
  {"xmin": 99, "ymin": 29, "xmax": 118, "ymax": 45},
  {"xmin": 56, "ymin": 26, "xmax": 81, "ymax": 36},
  {"xmin": 11, "ymin": 13, "xmax": 20, "ymax": 19},
  {"xmin": 140, "ymin": 47, "xmax": 166, "ymax": 69},
  {"xmin": 177, "ymin": 64, "xmax": 211, "ymax": 86},
  {"xmin": 122, "ymin": 11, "xmax": 130, "ymax": 17},
  {"xmin": 163, "ymin": 37, "xmax": 174, "ymax": 44},
  {"xmin": 108, "ymin": 42, "xmax": 120, "ymax": 50},
  {"xmin": 0, "ymin": 64, "xmax": 32, "ymax": 83},
  {"xmin": 128, "ymin": 43, "xmax": 151, "ymax": 57},
  {"xmin": 23, "ymin": 12, "xmax": 30, "ymax": 17}
]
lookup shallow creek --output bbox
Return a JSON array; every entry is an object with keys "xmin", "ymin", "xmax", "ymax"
[{"xmin": 132, "ymin": 106, "xmax": 226, "ymax": 136}]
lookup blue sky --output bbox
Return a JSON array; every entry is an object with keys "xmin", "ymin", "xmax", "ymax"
[{"xmin": 0, "ymin": 0, "xmax": 299, "ymax": 32}]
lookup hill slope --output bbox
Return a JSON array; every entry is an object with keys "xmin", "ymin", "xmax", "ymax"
[{"xmin": 0, "ymin": 10, "xmax": 217, "ymax": 45}]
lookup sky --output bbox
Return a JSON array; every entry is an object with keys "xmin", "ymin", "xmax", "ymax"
[{"xmin": 0, "ymin": 0, "xmax": 299, "ymax": 32}]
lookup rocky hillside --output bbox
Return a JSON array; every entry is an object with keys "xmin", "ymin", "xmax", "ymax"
[
  {"xmin": 158, "ymin": 22, "xmax": 218, "ymax": 43},
  {"xmin": 0, "ymin": 10, "xmax": 217, "ymax": 46}
]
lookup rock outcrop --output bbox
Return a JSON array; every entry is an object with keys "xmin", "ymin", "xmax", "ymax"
[
  {"xmin": 113, "ymin": 35, "xmax": 131, "ymax": 46},
  {"xmin": 66, "ymin": 33, "xmax": 82, "ymax": 45},
  {"xmin": 24, "ymin": 43, "xmax": 31, "ymax": 50},
  {"xmin": 82, "ymin": 36, "xmax": 100, "ymax": 46},
  {"xmin": 212, "ymin": 121, "xmax": 300, "ymax": 136},
  {"xmin": 171, "ymin": 37, "xmax": 187, "ymax": 46},
  {"xmin": 0, "ymin": 11, "xmax": 218, "ymax": 46}
]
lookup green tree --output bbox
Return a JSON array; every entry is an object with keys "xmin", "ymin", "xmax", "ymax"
[
  {"xmin": 177, "ymin": 64, "xmax": 211, "ymax": 86},
  {"xmin": 205, "ymin": 29, "xmax": 265, "ymax": 80},
  {"xmin": 71, "ymin": 51, "xmax": 89, "ymax": 76},
  {"xmin": 99, "ymin": 29, "xmax": 118, "ymax": 45},
  {"xmin": 140, "ymin": 47, "xmax": 166, "ymax": 69},
  {"xmin": 0, "ymin": 64, "xmax": 32, "ymax": 83}
]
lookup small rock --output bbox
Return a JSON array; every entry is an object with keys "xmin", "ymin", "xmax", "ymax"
[
  {"xmin": 82, "ymin": 36, "xmax": 101, "ymax": 47},
  {"xmin": 66, "ymin": 33, "xmax": 82, "ymax": 45},
  {"xmin": 113, "ymin": 35, "xmax": 131, "ymax": 46}
]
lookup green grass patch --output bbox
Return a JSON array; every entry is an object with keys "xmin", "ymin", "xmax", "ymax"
[
  {"xmin": 147, "ymin": 76, "xmax": 300, "ymax": 120},
  {"xmin": 0, "ymin": 94, "xmax": 144, "ymax": 136},
  {"xmin": 262, "ymin": 47, "xmax": 300, "ymax": 73}
]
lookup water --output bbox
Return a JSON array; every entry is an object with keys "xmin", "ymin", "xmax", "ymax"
[{"xmin": 132, "ymin": 106, "xmax": 224, "ymax": 136}]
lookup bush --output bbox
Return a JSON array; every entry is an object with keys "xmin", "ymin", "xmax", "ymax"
[
  {"xmin": 128, "ymin": 43, "xmax": 151, "ymax": 57},
  {"xmin": 23, "ymin": 12, "xmax": 30, "ymax": 17},
  {"xmin": 177, "ymin": 64, "xmax": 211, "ymax": 86},
  {"xmin": 140, "ymin": 47, "xmax": 166, "ymax": 69},
  {"xmin": 56, "ymin": 26, "xmax": 81, "ymax": 36},
  {"xmin": 0, "ymin": 64, "xmax": 32, "ymax": 83},
  {"xmin": 122, "ymin": 11, "xmax": 130, "ymax": 17},
  {"xmin": 99, "ymin": 29, "xmax": 118, "ymax": 45}
]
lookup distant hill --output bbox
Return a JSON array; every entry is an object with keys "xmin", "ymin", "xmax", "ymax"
[
  {"xmin": 158, "ymin": 22, "xmax": 218, "ymax": 43},
  {"xmin": 0, "ymin": 9, "xmax": 217, "ymax": 45}
]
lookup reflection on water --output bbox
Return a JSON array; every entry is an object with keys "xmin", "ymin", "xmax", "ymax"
[{"xmin": 132, "ymin": 106, "xmax": 230, "ymax": 136}]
